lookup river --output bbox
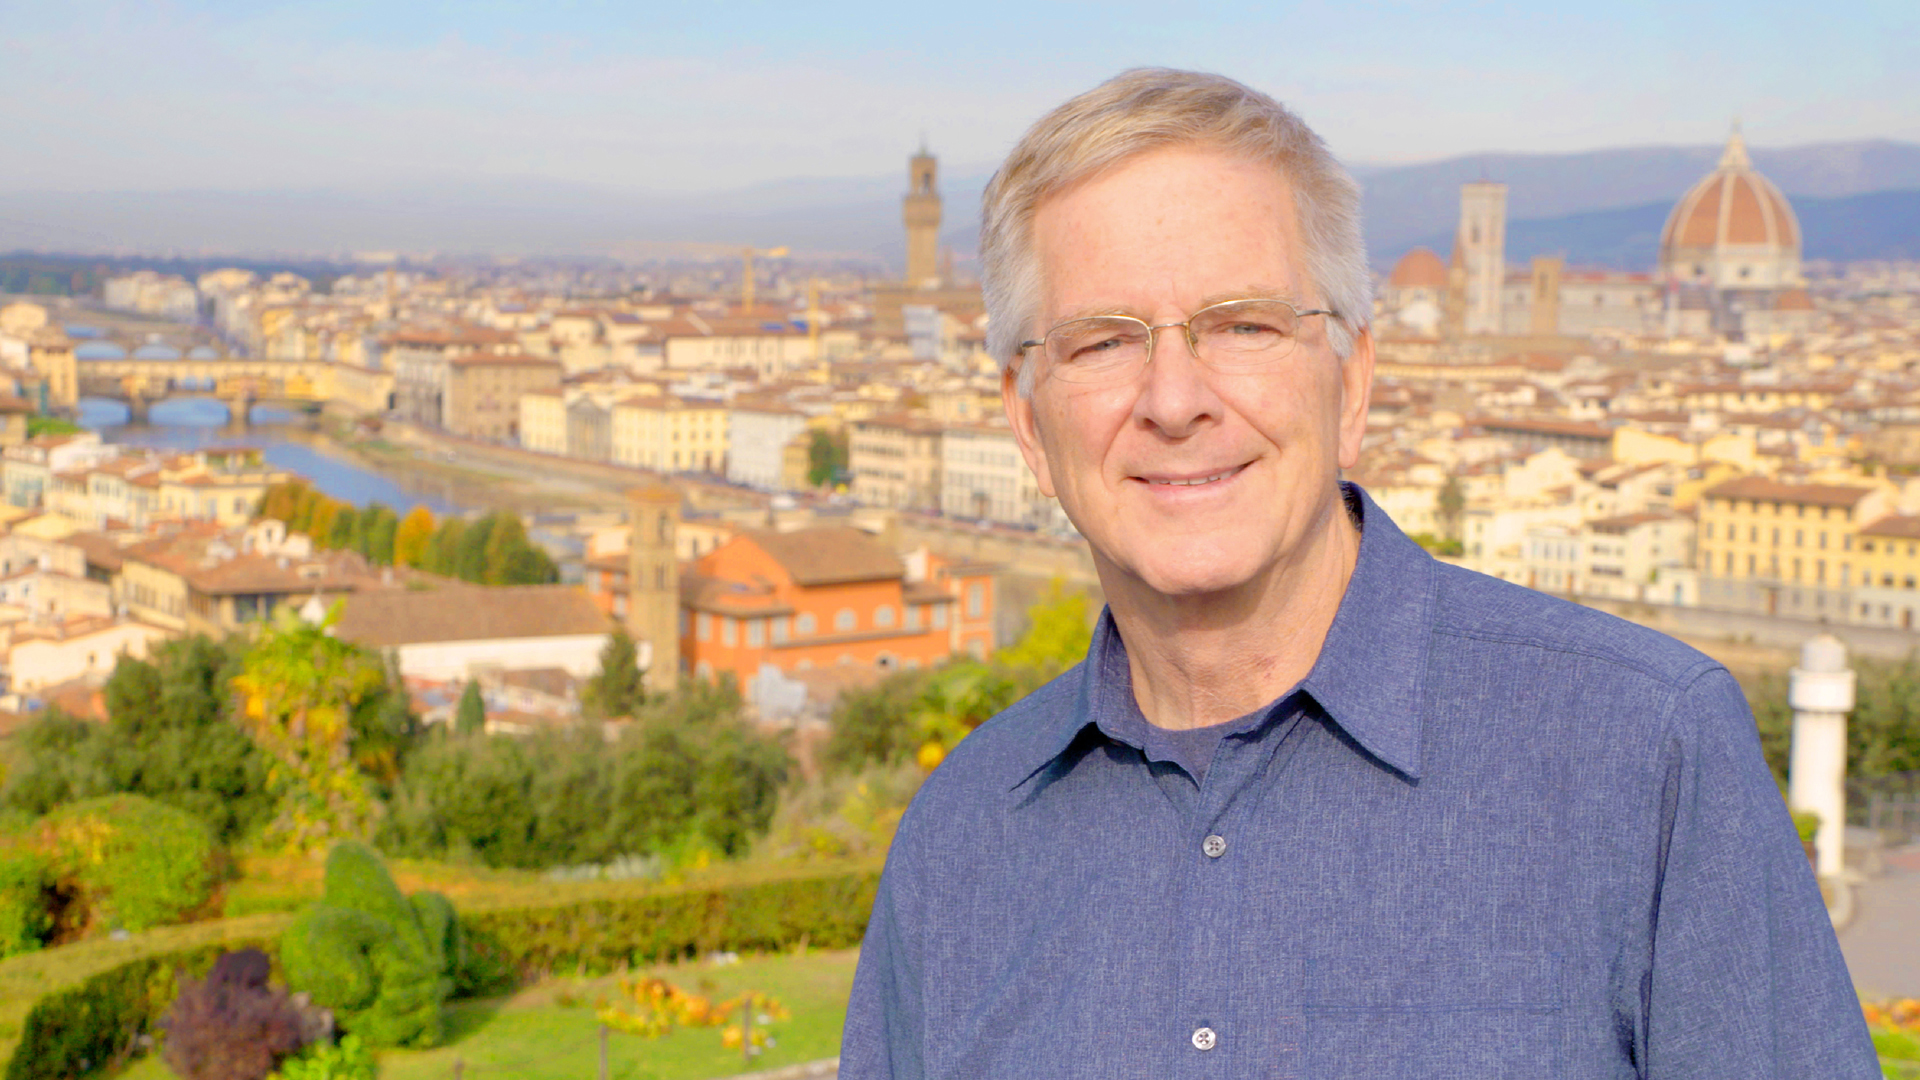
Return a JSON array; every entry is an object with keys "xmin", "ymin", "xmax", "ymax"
[{"xmin": 75, "ymin": 397, "xmax": 472, "ymax": 516}]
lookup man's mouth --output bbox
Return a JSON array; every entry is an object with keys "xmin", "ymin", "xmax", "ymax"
[{"xmin": 1141, "ymin": 464, "xmax": 1247, "ymax": 487}]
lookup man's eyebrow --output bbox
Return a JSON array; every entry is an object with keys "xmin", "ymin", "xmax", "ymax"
[{"xmin": 1196, "ymin": 285, "xmax": 1305, "ymax": 308}]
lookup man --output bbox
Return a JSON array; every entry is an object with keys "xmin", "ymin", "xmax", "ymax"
[{"xmin": 842, "ymin": 69, "xmax": 1875, "ymax": 1078}]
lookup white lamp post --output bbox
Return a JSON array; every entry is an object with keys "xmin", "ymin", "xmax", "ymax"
[{"xmin": 1788, "ymin": 634, "xmax": 1855, "ymax": 878}]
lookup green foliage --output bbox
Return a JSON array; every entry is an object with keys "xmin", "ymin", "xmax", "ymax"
[
  {"xmin": 278, "ymin": 843, "xmax": 454, "ymax": 1048},
  {"xmin": 5, "ymin": 638, "xmax": 274, "ymax": 845},
  {"xmin": 0, "ymin": 845, "xmax": 48, "ymax": 961},
  {"xmin": 459, "ymin": 867, "xmax": 878, "ymax": 979},
  {"xmin": 805, "ymin": 429, "xmax": 848, "ymax": 489},
  {"xmin": 820, "ymin": 668, "xmax": 933, "ymax": 772},
  {"xmin": 994, "ymin": 578, "xmax": 1091, "ymax": 679},
  {"xmin": 1408, "ymin": 532, "xmax": 1466, "ymax": 557},
  {"xmin": 270, "ymin": 1035, "xmax": 376, "ymax": 1080},
  {"xmin": 454, "ymin": 682, "xmax": 486, "ymax": 736},
  {"xmin": 1745, "ymin": 652, "xmax": 1920, "ymax": 783},
  {"xmin": 0, "ymin": 867, "xmax": 875, "ymax": 1077},
  {"xmin": 231, "ymin": 610, "xmax": 391, "ymax": 851},
  {"xmin": 1792, "ymin": 809, "xmax": 1822, "ymax": 842},
  {"xmin": 0, "ymin": 915, "xmax": 287, "ymax": 1080},
  {"xmin": 24, "ymin": 416, "xmax": 82, "ymax": 439},
  {"xmin": 1436, "ymin": 475, "xmax": 1466, "ymax": 541},
  {"xmin": 34, "ymin": 795, "xmax": 218, "ymax": 935},
  {"xmin": 583, "ymin": 624, "xmax": 646, "ymax": 720},
  {"xmin": 381, "ymin": 683, "xmax": 786, "ymax": 871}
]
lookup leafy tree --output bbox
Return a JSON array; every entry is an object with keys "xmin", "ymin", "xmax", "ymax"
[
  {"xmin": 806, "ymin": 430, "xmax": 848, "ymax": 489},
  {"xmin": 362, "ymin": 505, "xmax": 399, "ymax": 566},
  {"xmin": 230, "ymin": 608, "xmax": 390, "ymax": 849},
  {"xmin": 4, "ymin": 639, "xmax": 272, "ymax": 844},
  {"xmin": 821, "ymin": 668, "xmax": 932, "ymax": 773},
  {"xmin": 583, "ymin": 625, "xmax": 646, "ymax": 720},
  {"xmin": 307, "ymin": 501, "xmax": 341, "ymax": 551},
  {"xmin": 393, "ymin": 507, "xmax": 435, "ymax": 568},
  {"xmin": 425, "ymin": 518, "xmax": 466, "ymax": 577},
  {"xmin": 1747, "ymin": 652, "xmax": 1920, "ymax": 784},
  {"xmin": 454, "ymin": 681, "xmax": 486, "ymax": 736},
  {"xmin": 1437, "ymin": 475, "xmax": 1466, "ymax": 542},
  {"xmin": 995, "ymin": 579, "xmax": 1091, "ymax": 679},
  {"xmin": 326, "ymin": 506, "xmax": 360, "ymax": 552}
]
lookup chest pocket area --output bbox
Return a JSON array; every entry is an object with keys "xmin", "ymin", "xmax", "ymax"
[{"xmin": 1304, "ymin": 951, "xmax": 1562, "ymax": 1080}]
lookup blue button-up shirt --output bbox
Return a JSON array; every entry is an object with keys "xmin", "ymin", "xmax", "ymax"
[{"xmin": 842, "ymin": 485, "xmax": 1877, "ymax": 1079}]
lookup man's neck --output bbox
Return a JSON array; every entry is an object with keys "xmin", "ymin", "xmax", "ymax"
[{"xmin": 1104, "ymin": 498, "xmax": 1361, "ymax": 731}]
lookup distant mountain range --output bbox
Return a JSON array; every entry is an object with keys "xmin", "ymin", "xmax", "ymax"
[{"xmin": 2, "ymin": 140, "xmax": 1917, "ymax": 269}]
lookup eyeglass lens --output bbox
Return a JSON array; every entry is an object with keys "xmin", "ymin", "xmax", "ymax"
[{"xmin": 1044, "ymin": 300, "xmax": 1306, "ymax": 383}]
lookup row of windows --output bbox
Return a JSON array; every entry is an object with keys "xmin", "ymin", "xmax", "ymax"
[
  {"xmin": 1703, "ymin": 522, "xmax": 1852, "ymax": 550},
  {"xmin": 690, "ymin": 603, "xmax": 950, "ymax": 645},
  {"xmin": 1711, "ymin": 552, "xmax": 1919, "ymax": 590},
  {"xmin": 1708, "ymin": 500, "xmax": 1848, "ymax": 521}
]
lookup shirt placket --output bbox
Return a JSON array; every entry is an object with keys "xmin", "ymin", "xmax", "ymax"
[{"xmin": 1170, "ymin": 713, "xmax": 1307, "ymax": 1080}]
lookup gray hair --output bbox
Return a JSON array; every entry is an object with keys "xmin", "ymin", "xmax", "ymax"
[{"xmin": 981, "ymin": 68, "xmax": 1372, "ymax": 395}]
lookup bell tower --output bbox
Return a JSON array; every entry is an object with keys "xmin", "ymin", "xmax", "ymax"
[
  {"xmin": 1457, "ymin": 180, "xmax": 1507, "ymax": 335},
  {"xmin": 627, "ymin": 481, "xmax": 681, "ymax": 694},
  {"xmin": 903, "ymin": 146, "xmax": 942, "ymax": 287}
]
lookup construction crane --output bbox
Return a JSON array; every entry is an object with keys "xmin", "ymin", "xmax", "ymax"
[{"xmin": 740, "ymin": 246, "xmax": 789, "ymax": 314}]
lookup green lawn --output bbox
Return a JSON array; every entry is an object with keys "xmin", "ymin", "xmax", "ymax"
[{"xmin": 112, "ymin": 946, "xmax": 858, "ymax": 1080}]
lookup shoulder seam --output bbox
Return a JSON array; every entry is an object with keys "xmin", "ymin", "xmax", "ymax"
[{"xmin": 1432, "ymin": 625, "xmax": 1724, "ymax": 689}]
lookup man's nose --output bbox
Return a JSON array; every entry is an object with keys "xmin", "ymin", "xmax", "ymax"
[{"xmin": 1131, "ymin": 324, "xmax": 1221, "ymax": 438}]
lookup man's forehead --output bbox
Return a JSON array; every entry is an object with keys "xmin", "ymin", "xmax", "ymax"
[{"xmin": 1029, "ymin": 145, "xmax": 1307, "ymax": 320}]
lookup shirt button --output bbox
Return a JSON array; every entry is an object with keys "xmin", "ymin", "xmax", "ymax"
[
  {"xmin": 1191, "ymin": 1026, "xmax": 1217, "ymax": 1051},
  {"xmin": 1202, "ymin": 834, "xmax": 1227, "ymax": 859}
]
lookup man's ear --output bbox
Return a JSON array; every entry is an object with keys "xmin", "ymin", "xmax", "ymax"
[
  {"xmin": 1003, "ymin": 361, "xmax": 1056, "ymax": 498},
  {"xmin": 1337, "ymin": 324, "xmax": 1376, "ymax": 472}
]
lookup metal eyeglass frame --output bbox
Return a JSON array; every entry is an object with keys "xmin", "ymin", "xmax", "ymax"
[{"xmin": 1015, "ymin": 297, "xmax": 1339, "ymax": 382}]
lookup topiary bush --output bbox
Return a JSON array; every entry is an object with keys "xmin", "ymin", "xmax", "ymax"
[
  {"xmin": 32, "ymin": 794, "xmax": 219, "ymax": 936},
  {"xmin": 278, "ymin": 843, "xmax": 457, "ymax": 1048},
  {"xmin": 158, "ymin": 949, "xmax": 325, "ymax": 1080}
]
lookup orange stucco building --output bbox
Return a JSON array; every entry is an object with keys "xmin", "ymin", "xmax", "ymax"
[{"xmin": 678, "ymin": 525, "xmax": 994, "ymax": 684}]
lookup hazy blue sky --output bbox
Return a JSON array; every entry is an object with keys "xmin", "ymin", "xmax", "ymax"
[{"xmin": 5, "ymin": 0, "xmax": 1914, "ymax": 195}]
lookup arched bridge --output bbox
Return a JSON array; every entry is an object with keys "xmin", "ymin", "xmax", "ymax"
[{"xmin": 75, "ymin": 357, "xmax": 335, "ymax": 425}]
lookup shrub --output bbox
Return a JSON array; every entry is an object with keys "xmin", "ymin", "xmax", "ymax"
[
  {"xmin": 0, "ymin": 915, "xmax": 288, "ymax": 1080},
  {"xmin": 158, "ymin": 949, "xmax": 321, "ymax": 1080},
  {"xmin": 0, "ymin": 845, "xmax": 48, "ymax": 961},
  {"xmin": 33, "ymin": 795, "xmax": 219, "ymax": 936},
  {"xmin": 270, "ymin": 1034, "xmax": 375, "ymax": 1080},
  {"xmin": 278, "ymin": 843, "xmax": 456, "ymax": 1048},
  {"xmin": 0, "ymin": 865, "xmax": 880, "ymax": 1077},
  {"xmin": 460, "ymin": 866, "xmax": 880, "ymax": 981}
]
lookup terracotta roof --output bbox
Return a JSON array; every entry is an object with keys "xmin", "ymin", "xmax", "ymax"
[
  {"xmin": 448, "ymin": 352, "xmax": 560, "ymax": 369},
  {"xmin": 1860, "ymin": 515, "xmax": 1920, "ymax": 540},
  {"xmin": 679, "ymin": 573, "xmax": 794, "ymax": 615},
  {"xmin": 741, "ymin": 526, "xmax": 903, "ymax": 586},
  {"xmin": 1703, "ymin": 476, "xmax": 1876, "ymax": 508},
  {"xmin": 1661, "ymin": 130, "xmax": 1800, "ymax": 254},
  {"xmin": 331, "ymin": 584, "xmax": 609, "ymax": 647},
  {"xmin": 1388, "ymin": 247, "xmax": 1448, "ymax": 290},
  {"xmin": 59, "ymin": 531, "xmax": 124, "ymax": 572}
]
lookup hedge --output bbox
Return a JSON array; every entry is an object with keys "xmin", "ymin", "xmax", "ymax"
[
  {"xmin": 0, "ymin": 913, "xmax": 290, "ymax": 1080},
  {"xmin": 0, "ymin": 864, "xmax": 879, "ymax": 1079}
]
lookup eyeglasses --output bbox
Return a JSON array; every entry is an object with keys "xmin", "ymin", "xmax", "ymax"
[{"xmin": 1017, "ymin": 298, "xmax": 1337, "ymax": 385}]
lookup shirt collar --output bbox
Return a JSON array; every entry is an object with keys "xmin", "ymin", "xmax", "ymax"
[{"xmin": 1011, "ymin": 482, "xmax": 1435, "ymax": 790}]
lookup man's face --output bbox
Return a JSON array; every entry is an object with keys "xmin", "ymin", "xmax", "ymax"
[{"xmin": 1004, "ymin": 143, "xmax": 1374, "ymax": 602}]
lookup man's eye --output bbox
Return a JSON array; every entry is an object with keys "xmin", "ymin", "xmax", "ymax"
[{"xmin": 1224, "ymin": 321, "xmax": 1285, "ymax": 336}]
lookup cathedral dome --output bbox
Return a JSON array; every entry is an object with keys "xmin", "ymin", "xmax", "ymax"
[
  {"xmin": 1659, "ymin": 127, "xmax": 1802, "ymax": 290},
  {"xmin": 1389, "ymin": 247, "xmax": 1449, "ymax": 290}
]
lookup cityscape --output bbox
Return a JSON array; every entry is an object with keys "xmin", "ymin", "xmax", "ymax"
[{"xmin": 0, "ymin": 4, "xmax": 1918, "ymax": 1077}]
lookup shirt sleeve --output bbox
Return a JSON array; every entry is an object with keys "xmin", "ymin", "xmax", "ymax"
[
  {"xmin": 840, "ymin": 813, "xmax": 928, "ymax": 1080},
  {"xmin": 1641, "ymin": 665, "xmax": 1879, "ymax": 1078}
]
